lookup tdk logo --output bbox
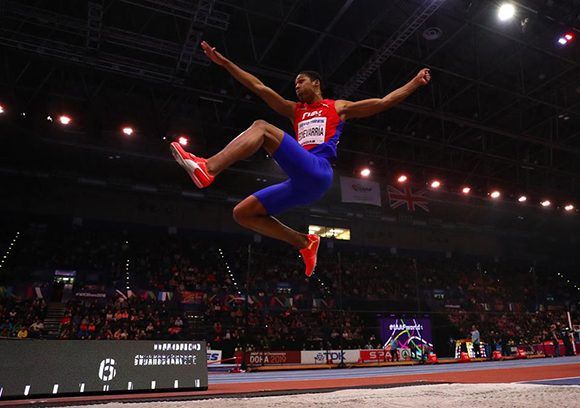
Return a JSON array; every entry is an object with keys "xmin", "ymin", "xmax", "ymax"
[
  {"xmin": 302, "ymin": 110, "xmax": 323, "ymax": 120},
  {"xmin": 314, "ymin": 351, "xmax": 345, "ymax": 362}
]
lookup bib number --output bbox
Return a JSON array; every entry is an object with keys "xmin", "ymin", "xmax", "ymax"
[{"xmin": 297, "ymin": 117, "xmax": 326, "ymax": 146}]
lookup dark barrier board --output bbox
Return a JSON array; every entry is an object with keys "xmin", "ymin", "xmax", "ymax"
[{"xmin": 0, "ymin": 340, "xmax": 207, "ymax": 399}]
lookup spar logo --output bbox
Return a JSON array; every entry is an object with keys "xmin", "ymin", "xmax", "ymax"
[
  {"xmin": 367, "ymin": 350, "xmax": 388, "ymax": 360},
  {"xmin": 314, "ymin": 351, "xmax": 345, "ymax": 362}
]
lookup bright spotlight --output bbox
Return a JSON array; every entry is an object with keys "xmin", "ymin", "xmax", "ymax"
[
  {"xmin": 558, "ymin": 32, "xmax": 575, "ymax": 46},
  {"xmin": 540, "ymin": 200, "xmax": 551, "ymax": 207},
  {"xmin": 461, "ymin": 186, "xmax": 471, "ymax": 194},
  {"xmin": 564, "ymin": 204, "xmax": 574, "ymax": 211},
  {"xmin": 59, "ymin": 115, "xmax": 71, "ymax": 125},
  {"xmin": 518, "ymin": 195, "xmax": 527, "ymax": 203},
  {"xmin": 397, "ymin": 174, "xmax": 408, "ymax": 183},
  {"xmin": 490, "ymin": 190, "xmax": 501, "ymax": 199},
  {"xmin": 122, "ymin": 127, "xmax": 134, "ymax": 136},
  {"xmin": 0, "ymin": 104, "xmax": 5, "ymax": 114},
  {"xmin": 498, "ymin": 3, "xmax": 515, "ymax": 21},
  {"xmin": 360, "ymin": 168, "xmax": 371, "ymax": 177},
  {"xmin": 178, "ymin": 136, "xmax": 188, "ymax": 146},
  {"xmin": 430, "ymin": 180, "xmax": 441, "ymax": 189}
]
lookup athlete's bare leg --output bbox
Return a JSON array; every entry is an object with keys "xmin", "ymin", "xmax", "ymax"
[
  {"xmin": 205, "ymin": 119, "xmax": 309, "ymax": 249},
  {"xmin": 233, "ymin": 196, "xmax": 309, "ymax": 249},
  {"xmin": 205, "ymin": 120, "xmax": 284, "ymax": 176}
]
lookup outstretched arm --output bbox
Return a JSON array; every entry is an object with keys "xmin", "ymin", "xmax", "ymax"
[
  {"xmin": 201, "ymin": 41, "xmax": 296, "ymax": 120},
  {"xmin": 335, "ymin": 68, "xmax": 431, "ymax": 120}
]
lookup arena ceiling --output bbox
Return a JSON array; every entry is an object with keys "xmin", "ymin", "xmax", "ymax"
[{"xmin": 1, "ymin": 0, "xmax": 580, "ymax": 200}]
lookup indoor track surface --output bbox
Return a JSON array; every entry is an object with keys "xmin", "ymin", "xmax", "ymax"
[{"xmin": 1, "ymin": 356, "xmax": 578, "ymax": 407}]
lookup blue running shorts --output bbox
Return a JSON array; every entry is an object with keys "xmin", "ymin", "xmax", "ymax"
[{"xmin": 253, "ymin": 133, "xmax": 334, "ymax": 215}]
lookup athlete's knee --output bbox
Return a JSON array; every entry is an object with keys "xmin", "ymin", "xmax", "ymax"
[
  {"xmin": 251, "ymin": 119, "xmax": 270, "ymax": 130},
  {"xmin": 232, "ymin": 203, "xmax": 251, "ymax": 226},
  {"xmin": 232, "ymin": 204, "xmax": 244, "ymax": 225}
]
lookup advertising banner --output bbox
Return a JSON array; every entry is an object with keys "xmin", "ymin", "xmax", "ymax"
[
  {"xmin": 206, "ymin": 349, "xmax": 223, "ymax": 364},
  {"xmin": 300, "ymin": 349, "xmax": 361, "ymax": 364},
  {"xmin": 340, "ymin": 176, "xmax": 381, "ymax": 206},
  {"xmin": 245, "ymin": 351, "xmax": 301, "ymax": 365},
  {"xmin": 359, "ymin": 349, "xmax": 390, "ymax": 363},
  {"xmin": 0, "ymin": 340, "xmax": 207, "ymax": 399}
]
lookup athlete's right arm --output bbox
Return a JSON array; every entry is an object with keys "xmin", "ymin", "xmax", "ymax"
[{"xmin": 201, "ymin": 41, "xmax": 295, "ymax": 120}]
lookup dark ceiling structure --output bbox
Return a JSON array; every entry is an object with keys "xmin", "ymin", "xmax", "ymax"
[{"xmin": 1, "ymin": 0, "xmax": 579, "ymax": 200}]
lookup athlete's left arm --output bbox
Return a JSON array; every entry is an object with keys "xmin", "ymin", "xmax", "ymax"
[{"xmin": 335, "ymin": 68, "xmax": 431, "ymax": 120}]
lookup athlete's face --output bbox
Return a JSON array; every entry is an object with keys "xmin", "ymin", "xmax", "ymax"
[{"xmin": 295, "ymin": 74, "xmax": 320, "ymax": 102}]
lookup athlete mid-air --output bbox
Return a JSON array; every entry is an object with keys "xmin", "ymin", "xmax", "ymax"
[{"xmin": 171, "ymin": 41, "xmax": 431, "ymax": 277}]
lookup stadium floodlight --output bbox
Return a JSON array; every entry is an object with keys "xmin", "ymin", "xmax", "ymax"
[
  {"xmin": 360, "ymin": 168, "xmax": 371, "ymax": 177},
  {"xmin": 122, "ymin": 127, "xmax": 134, "ymax": 136},
  {"xmin": 397, "ymin": 174, "xmax": 408, "ymax": 183},
  {"xmin": 558, "ymin": 33, "xmax": 575, "ymax": 46},
  {"xmin": 518, "ymin": 195, "xmax": 527, "ymax": 203},
  {"xmin": 461, "ymin": 186, "xmax": 471, "ymax": 194},
  {"xmin": 564, "ymin": 204, "xmax": 574, "ymax": 212},
  {"xmin": 59, "ymin": 115, "xmax": 72, "ymax": 125},
  {"xmin": 498, "ymin": 3, "xmax": 515, "ymax": 21},
  {"xmin": 430, "ymin": 180, "xmax": 441, "ymax": 189},
  {"xmin": 0, "ymin": 104, "xmax": 5, "ymax": 114},
  {"xmin": 490, "ymin": 190, "xmax": 501, "ymax": 199},
  {"xmin": 540, "ymin": 200, "xmax": 551, "ymax": 207},
  {"xmin": 178, "ymin": 136, "xmax": 189, "ymax": 146}
]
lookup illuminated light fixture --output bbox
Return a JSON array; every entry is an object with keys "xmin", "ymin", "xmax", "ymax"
[
  {"xmin": 397, "ymin": 174, "xmax": 408, "ymax": 183},
  {"xmin": 461, "ymin": 186, "xmax": 471, "ymax": 194},
  {"xmin": 430, "ymin": 180, "xmax": 441, "ymax": 189},
  {"xmin": 540, "ymin": 200, "xmax": 551, "ymax": 207},
  {"xmin": 178, "ymin": 136, "xmax": 188, "ymax": 146},
  {"xmin": 518, "ymin": 195, "xmax": 527, "ymax": 203},
  {"xmin": 59, "ymin": 115, "xmax": 71, "ymax": 125},
  {"xmin": 490, "ymin": 191, "xmax": 501, "ymax": 199},
  {"xmin": 564, "ymin": 204, "xmax": 574, "ymax": 211},
  {"xmin": 360, "ymin": 168, "xmax": 371, "ymax": 177},
  {"xmin": 0, "ymin": 104, "xmax": 5, "ymax": 114},
  {"xmin": 498, "ymin": 3, "xmax": 515, "ymax": 21},
  {"xmin": 558, "ymin": 33, "xmax": 575, "ymax": 46},
  {"xmin": 122, "ymin": 127, "xmax": 134, "ymax": 136}
]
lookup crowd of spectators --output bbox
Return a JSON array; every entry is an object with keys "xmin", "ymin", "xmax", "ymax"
[
  {"xmin": 0, "ymin": 297, "xmax": 47, "ymax": 339},
  {"xmin": 0, "ymin": 222, "xmax": 577, "ymax": 358},
  {"xmin": 58, "ymin": 295, "xmax": 186, "ymax": 340}
]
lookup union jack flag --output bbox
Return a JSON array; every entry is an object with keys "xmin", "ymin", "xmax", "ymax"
[{"xmin": 387, "ymin": 185, "xmax": 430, "ymax": 212}]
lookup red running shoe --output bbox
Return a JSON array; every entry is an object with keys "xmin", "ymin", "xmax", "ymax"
[
  {"xmin": 170, "ymin": 142, "xmax": 214, "ymax": 188},
  {"xmin": 300, "ymin": 234, "xmax": 320, "ymax": 277}
]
